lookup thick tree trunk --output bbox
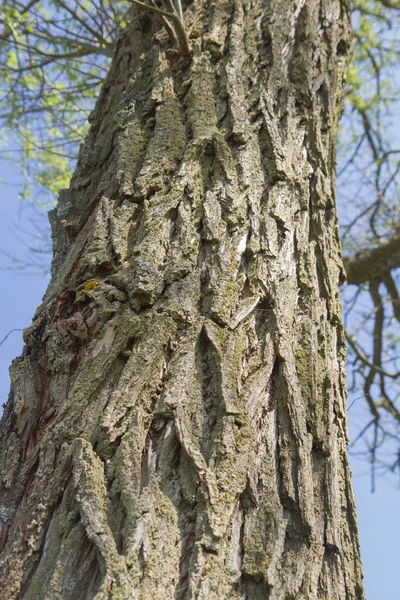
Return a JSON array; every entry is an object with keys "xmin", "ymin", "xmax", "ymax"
[{"xmin": 0, "ymin": 1, "xmax": 364, "ymax": 598}]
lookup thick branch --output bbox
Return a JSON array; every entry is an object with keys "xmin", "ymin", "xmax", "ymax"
[
  {"xmin": 376, "ymin": 0, "xmax": 400, "ymax": 8},
  {"xmin": 344, "ymin": 237, "xmax": 400, "ymax": 285}
]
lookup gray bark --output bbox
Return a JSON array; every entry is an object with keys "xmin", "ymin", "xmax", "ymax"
[{"xmin": 0, "ymin": 1, "xmax": 364, "ymax": 598}]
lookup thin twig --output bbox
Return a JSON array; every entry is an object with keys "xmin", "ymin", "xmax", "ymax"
[
  {"xmin": 0, "ymin": 329, "xmax": 24, "ymax": 348},
  {"xmin": 129, "ymin": 0, "xmax": 190, "ymax": 54}
]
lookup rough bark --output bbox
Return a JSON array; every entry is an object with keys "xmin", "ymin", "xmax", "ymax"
[{"xmin": 0, "ymin": 1, "xmax": 364, "ymax": 598}]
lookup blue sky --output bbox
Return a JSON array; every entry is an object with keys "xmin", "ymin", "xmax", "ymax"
[{"xmin": 0, "ymin": 157, "xmax": 399, "ymax": 599}]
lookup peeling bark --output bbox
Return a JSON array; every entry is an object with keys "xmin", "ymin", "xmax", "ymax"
[{"xmin": 0, "ymin": 1, "xmax": 364, "ymax": 598}]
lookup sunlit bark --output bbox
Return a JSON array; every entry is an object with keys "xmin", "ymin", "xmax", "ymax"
[{"xmin": 0, "ymin": 1, "xmax": 364, "ymax": 598}]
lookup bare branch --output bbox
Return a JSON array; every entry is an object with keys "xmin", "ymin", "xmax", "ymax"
[
  {"xmin": 128, "ymin": 0, "xmax": 175, "ymax": 20},
  {"xmin": 382, "ymin": 272, "xmax": 400, "ymax": 321},
  {"xmin": 128, "ymin": 0, "xmax": 190, "ymax": 54},
  {"xmin": 344, "ymin": 237, "xmax": 400, "ymax": 285},
  {"xmin": 345, "ymin": 330, "xmax": 400, "ymax": 380},
  {"xmin": 0, "ymin": 328, "xmax": 23, "ymax": 348}
]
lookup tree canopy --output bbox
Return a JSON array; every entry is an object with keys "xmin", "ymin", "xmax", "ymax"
[{"xmin": 1, "ymin": 0, "xmax": 400, "ymax": 486}]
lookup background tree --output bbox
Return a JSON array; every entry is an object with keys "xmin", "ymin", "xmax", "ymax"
[
  {"xmin": 0, "ymin": 0, "xmax": 366, "ymax": 598},
  {"xmin": 338, "ymin": 0, "xmax": 400, "ymax": 486}
]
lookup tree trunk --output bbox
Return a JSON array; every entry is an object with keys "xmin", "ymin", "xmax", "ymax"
[{"xmin": 0, "ymin": 1, "xmax": 364, "ymax": 598}]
